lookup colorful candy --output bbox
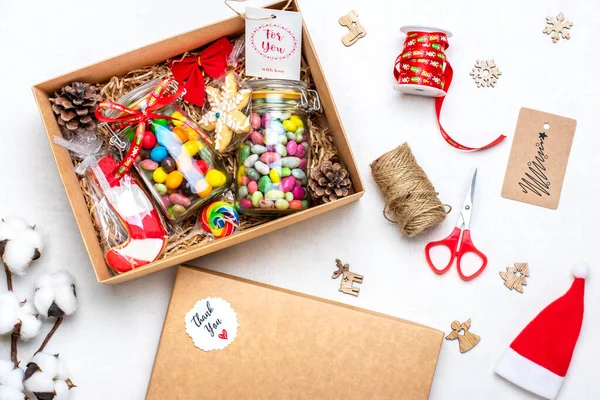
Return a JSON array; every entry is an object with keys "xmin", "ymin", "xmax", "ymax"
[
  {"xmin": 201, "ymin": 201, "xmax": 239, "ymax": 238},
  {"xmin": 236, "ymin": 109, "xmax": 310, "ymax": 215},
  {"xmin": 134, "ymin": 106, "xmax": 229, "ymax": 220}
]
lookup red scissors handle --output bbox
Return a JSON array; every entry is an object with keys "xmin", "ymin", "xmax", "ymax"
[
  {"xmin": 425, "ymin": 227, "xmax": 461, "ymax": 275},
  {"xmin": 456, "ymin": 230, "xmax": 488, "ymax": 281}
]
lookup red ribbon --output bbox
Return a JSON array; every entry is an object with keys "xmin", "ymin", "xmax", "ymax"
[
  {"xmin": 169, "ymin": 37, "xmax": 233, "ymax": 107},
  {"xmin": 95, "ymin": 78, "xmax": 184, "ymax": 180},
  {"xmin": 394, "ymin": 31, "xmax": 506, "ymax": 151}
]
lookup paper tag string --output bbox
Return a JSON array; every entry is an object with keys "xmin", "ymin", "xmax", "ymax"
[
  {"xmin": 95, "ymin": 78, "xmax": 184, "ymax": 180},
  {"xmin": 394, "ymin": 31, "xmax": 506, "ymax": 151},
  {"xmin": 225, "ymin": 0, "xmax": 293, "ymax": 20}
]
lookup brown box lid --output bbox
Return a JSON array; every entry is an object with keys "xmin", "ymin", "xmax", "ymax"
[{"xmin": 147, "ymin": 266, "xmax": 444, "ymax": 399}]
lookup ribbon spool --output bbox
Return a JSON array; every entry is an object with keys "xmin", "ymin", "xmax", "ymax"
[{"xmin": 393, "ymin": 26, "xmax": 506, "ymax": 151}]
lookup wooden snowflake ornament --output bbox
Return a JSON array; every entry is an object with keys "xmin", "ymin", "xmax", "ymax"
[
  {"xmin": 470, "ymin": 60, "xmax": 501, "ymax": 88},
  {"xmin": 200, "ymin": 72, "xmax": 251, "ymax": 153},
  {"xmin": 500, "ymin": 262, "xmax": 529, "ymax": 293},
  {"xmin": 543, "ymin": 12, "xmax": 573, "ymax": 43}
]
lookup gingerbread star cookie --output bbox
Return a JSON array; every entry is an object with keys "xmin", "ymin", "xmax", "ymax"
[{"xmin": 200, "ymin": 72, "xmax": 251, "ymax": 153}]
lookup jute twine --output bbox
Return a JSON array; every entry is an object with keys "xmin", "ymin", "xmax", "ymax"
[{"xmin": 370, "ymin": 143, "xmax": 450, "ymax": 237}]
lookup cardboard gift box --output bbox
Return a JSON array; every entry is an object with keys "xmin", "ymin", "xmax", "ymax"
[
  {"xmin": 32, "ymin": 0, "xmax": 364, "ymax": 284},
  {"xmin": 147, "ymin": 266, "xmax": 444, "ymax": 399}
]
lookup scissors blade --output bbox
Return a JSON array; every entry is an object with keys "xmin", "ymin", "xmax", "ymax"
[{"xmin": 460, "ymin": 169, "xmax": 477, "ymax": 229}]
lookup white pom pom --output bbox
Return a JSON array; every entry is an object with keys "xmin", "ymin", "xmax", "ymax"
[
  {"xmin": 572, "ymin": 262, "xmax": 589, "ymax": 279},
  {"xmin": 2, "ymin": 240, "xmax": 35, "ymax": 275}
]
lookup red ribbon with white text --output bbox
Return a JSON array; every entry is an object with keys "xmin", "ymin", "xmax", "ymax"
[
  {"xmin": 394, "ymin": 31, "xmax": 506, "ymax": 151},
  {"xmin": 95, "ymin": 78, "xmax": 184, "ymax": 180}
]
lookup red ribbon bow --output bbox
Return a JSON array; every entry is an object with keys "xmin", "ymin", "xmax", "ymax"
[
  {"xmin": 169, "ymin": 37, "xmax": 233, "ymax": 107},
  {"xmin": 95, "ymin": 78, "xmax": 184, "ymax": 180}
]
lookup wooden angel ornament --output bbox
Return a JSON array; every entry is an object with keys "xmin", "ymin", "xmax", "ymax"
[
  {"xmin": 445, "ymin": 319, "xmax": 480, "ymax": 353},
  {"xmin": 332, "ymin": 259, "xmax": 363, "ymax": 296}
]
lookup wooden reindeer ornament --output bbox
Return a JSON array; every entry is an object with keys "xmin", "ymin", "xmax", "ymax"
[
  {"xmin": 339, "ymin": 10, "xmax": 366, "ymax": 47},
  {"xmin": 332, "ymin": 259, "xmax": 363, "ymax": 296}
]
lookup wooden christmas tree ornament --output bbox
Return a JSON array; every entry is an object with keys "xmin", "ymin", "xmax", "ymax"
[
  {"xmin": 332, "ymin": 259, "xmax": 363, "ymax": 296},
  {"xmin": 500, "ymin": 262, "xmax": 529, "ymax": 293},
  {"xmin": 445, "ymin": 319, "xmax": 480, "ymax": 353},
  {"xmin": 339, "ymin": 10, "xmax": 366, "ymax": 47}
]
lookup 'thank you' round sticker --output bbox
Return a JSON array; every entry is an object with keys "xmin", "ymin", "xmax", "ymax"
[{"xmin": 185, "ymin": 297, "xmax": 239, "ymax": 351}]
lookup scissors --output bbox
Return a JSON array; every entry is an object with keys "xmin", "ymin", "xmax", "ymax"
[{"xmin": 425, "ymin": 169, "xmax": 488, "ymax": 281}]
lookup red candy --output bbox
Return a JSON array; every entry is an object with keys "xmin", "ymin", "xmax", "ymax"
[
  {"xmin": 142, "ymin": 131, "xmax": 157, "ymax": 149},
  {"xmin": 194, "ymin": 160, "xmax": 210, "ymax": 175}
]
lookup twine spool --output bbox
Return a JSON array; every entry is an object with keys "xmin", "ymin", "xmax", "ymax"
[{"xmin": 370, "ymin": 143, "xmax": 449, "ymax": 237}]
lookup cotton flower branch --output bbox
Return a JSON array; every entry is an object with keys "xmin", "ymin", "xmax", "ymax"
[
  {"xmin": 0, "ymin": 292, "xmax": 42, "ymax": 366},
  {"xmin": 0, "ymin": 217, "xmax": 43, "ymax": 291},
  {"xmin": 33, "ymin": 272, "xmax": 77, "ymax": 354},
  {"xmin": 24, "ymin": 353, "xmax": 75, "ymax": 400},
  {"xmin": 0, "ymin": 359, "xmax": 26, "ymax": 400}
]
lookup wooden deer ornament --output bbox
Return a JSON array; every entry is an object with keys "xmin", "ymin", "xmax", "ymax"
[
  {"xmin": 332, "ymin": 259, "xmax": 363, "ymax": 296},
  {"xmin": 339, "ymin": 10, "xmax": 366, "ymax": 47}
]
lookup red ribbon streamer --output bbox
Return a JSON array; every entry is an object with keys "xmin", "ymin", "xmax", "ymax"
[
  {"xmin": 95, "ymin": 78, "xmax": 184, "ymax": 180},
  {"xmin": 169, "ymin": 37, "xmax": 233, "ymax": 107},
  {"xmin": 394, "ymin": 31, "xmax": 506, "ymax": 151}
]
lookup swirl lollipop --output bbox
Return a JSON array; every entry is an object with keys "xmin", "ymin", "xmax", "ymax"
[{"xmin": 200, "ymin": 201, "xmax": 240, "ymax": 238}]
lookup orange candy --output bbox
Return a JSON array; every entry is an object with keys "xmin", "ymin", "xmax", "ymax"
[
  {"xmin": 195, "ymin": 179, "xmax": 213, "ymax": 198},
  {"xmin": 165, "ymin": 171, "xmax": 184, "ymax": 189},
  {"xmin": 172, "ymin": 126, "xmax": 188, "ymax": 143}
]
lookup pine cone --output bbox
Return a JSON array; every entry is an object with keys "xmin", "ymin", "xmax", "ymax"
[
  {"xmin": 308, "ymin": 160, "xmax": 352, "ymax": 203},
  {"xmin": 49, "ymin": 82, "xmax": 103, "ymax": 138}
]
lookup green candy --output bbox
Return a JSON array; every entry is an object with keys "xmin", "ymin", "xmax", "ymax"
[
  {"xmin": 284, "ymin": 192, "xmax": 294, "ymax": 202},
  {"xmin": 251, "ymin": 191, "xmax": 263, "ymax": 207},
  {"xmin": 246, "ymin": 168, "xmax": 261, "ymax": 181},
  {"xmin": 295, "ymin": 132, "xmax": 303, "ymax": 142},
  {"xmin": 286, "ymin": 131, "xmax": 296, "ymax": 141},
  {"xmin": 151, "ymin": 119, "xmax": 169, "ymax": 133},
  {"xmin": 258, "ymin": 176, "xmax": 272, "ymax": 193},
  {"xmin": 291, "ymin": 169, "xmax": 306, "ymax": 180},
  {"xmin": 301, "ymin": 200, "xmax": 309, "ymax": 209},
  {"xmin": 240, "ymin": 145, "xmax": 251, "ymax": 163},
  {"xmin": 281, "ymin": 167, "xmax": 292, "ymax": 177},
  {"xmin": 275, "ymin": 199, "xmax": 289, "ymax": 210}
]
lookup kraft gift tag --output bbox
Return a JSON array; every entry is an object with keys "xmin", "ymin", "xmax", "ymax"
[
  {"xmin": 501, "ymin": 108, "xmax": 576, "ymax": 210},
  {"xmin": 245, "ymin": 7, "xmax": 303, "ymax": 80}
]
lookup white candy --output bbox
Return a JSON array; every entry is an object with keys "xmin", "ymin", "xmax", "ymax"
[
  {"xmin": 0, "ymin": 217, "xmax": 43, "ymax": 276},
  {"xmin": 34, "ymin": 271, "xmax": 77, "ymax": 318},
  {"xmin": 0, "ymin": 292, "xmax": 41, "ymax": 340}
]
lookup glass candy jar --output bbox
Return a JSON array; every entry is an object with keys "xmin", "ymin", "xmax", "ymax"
[
  {"xmin": 106, "ymin": 79, "xmax": 230, "ymax": 221},
  {"xmin": 236, "ymin": 80, "xmax": 318, "ymax": 216}
]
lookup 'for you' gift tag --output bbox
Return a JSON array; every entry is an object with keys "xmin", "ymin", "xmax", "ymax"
[
  {"xmin": 245, "ymin": 7, "xmax": 303, "ymax": 80},
  {"xmin": 501, "ymin": 108, "xmax": 577, "ymax": 210},
  {"xmin": 185, "ymin": 297, "xmax": 239, "ymax": 351}
]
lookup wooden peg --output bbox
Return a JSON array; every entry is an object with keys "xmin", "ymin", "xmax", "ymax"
[
  {"xmin": 332, "ymin": 259, "xmax": 363, "ymax": 296},
  {"xmin": 339, "ymin": 10, "xmax": 366, "ymax": 47},
  {"xmin": 500, "ymin": 262, "xmax": 529, "ymax": 293},
  {"xmin": 445, "ymin": 319, "xmax": 480, "ymax": 353}
]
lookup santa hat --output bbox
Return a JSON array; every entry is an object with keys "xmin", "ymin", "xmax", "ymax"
[{"xmin": 494, "ymin": 263, "xmax": 588, "ymax": 400}]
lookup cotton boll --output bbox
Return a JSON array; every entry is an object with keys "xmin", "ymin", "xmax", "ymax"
[
  {"xmin": 18, "ymin": 312, "xmax": 42, "ymax": 341},
  {"xmin": 23, "ymin": 370, "xmax": 54, "ymax": 393},
  {"xmin": 0, "ymin": 385, "xmax": 26, "ymax": 400},
  {"xmin": 0, "ymin": 217, "xmax": 43, "ymax": 275},
  {"xmin": 24, "ymin": 354, "xmax": 75, "ymax": 399},
  {"xmin": 0, "ymin": 292, "xmax": 20, "ymax": 334},
  {"xmin": 0, "ymin": 360, "xmax": 24, "ymax": 390},
  {"xmin": 54, "ymin": 380, "xmax": 70, "ymax": 400},
  {"xmin": 34, "ymin": 271, "xmax": 77, "ymax": 318}
]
